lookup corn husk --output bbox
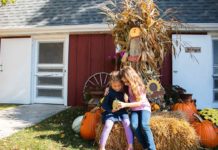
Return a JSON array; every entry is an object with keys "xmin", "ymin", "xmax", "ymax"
[{"xmin": 100, "ymin": 0, "xmax": 184, "ymax": 80}]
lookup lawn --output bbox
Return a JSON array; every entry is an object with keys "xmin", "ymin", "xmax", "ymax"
[
  {"xmin": 0, "ymin": 107, "xmax": 97, "ymax": 150},
  {"xmin": 0, "ymin": 104, "xmax": 18, "ymax": 110}
]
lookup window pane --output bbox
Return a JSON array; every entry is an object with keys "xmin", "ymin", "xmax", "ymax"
[
  {"xmin": 213, "ymin": 40, "xmax": 218, "ymax": 65},
  {"xmin": 214, "ymin": 67, "xmax": 218, "ymax": 74},
  {"xmin": 37, "ymin": 89, "xmax": 62, "ymax": 97},
  {"xmin": 214, "ymin": 92, "xmax": 218, "ymax": 101},
  {"xmin": 214, "ymin": 78, "xmax": 218, "ymax": 88},
  {"xmin": 38, "ymin": 77, "xmax": 62, "ymax": 86},
  {"xmin": 38, "ymin": 68, "xmax": 63, "ymax": 72},
  {"xmin": 39, "ymin": 43, "xmax": 63, "ymax": 64}
]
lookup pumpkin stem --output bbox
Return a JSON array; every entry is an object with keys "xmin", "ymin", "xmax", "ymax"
[
  {"xmin": 178, "ymin": 98, "xmax": 183, "ymax": 103},
  {"xmin": 193, "ymin": 113, "xmax": 203, "ymax": 122}
]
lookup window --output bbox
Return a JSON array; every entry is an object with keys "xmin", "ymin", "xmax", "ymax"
[
  {"xmin": 38, "ymin": 42, "xmax": 63, "ymax": 64},
  {"xmin": 213, "ymin": 40, "xmax": 218, "ymax": 101}
]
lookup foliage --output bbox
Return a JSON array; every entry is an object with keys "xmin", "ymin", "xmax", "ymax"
[
  {"xmin": 200, "ymin": 108, "xmax": 218, "ymax": 126},
  {"xmin": 0, "ymin": 0, "xmax": 15, "ymax": 6},
  {"xmin": 0, "ymin": 104, "xmax": 18, "ymax": 110},
  {"xmin": 101, "ymin": 0, "xmax": 183, "ymax": 80}
]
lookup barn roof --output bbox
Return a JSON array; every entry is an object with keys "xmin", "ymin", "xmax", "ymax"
[{"xmin": 0, "ymin": 0, "xmax": 218, "ymax": 28}]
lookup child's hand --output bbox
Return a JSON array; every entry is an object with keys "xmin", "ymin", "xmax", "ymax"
[
  {"xmin": 117, "ymin": 101, "xmax": 126, "ymax": 109},
  {"xmin": 112, "ymin": 108, "xmax": 119, "ymax": 113},
  {"xmin": 124, "ymin": 93, "xmax": 128, "ymax": 102}
]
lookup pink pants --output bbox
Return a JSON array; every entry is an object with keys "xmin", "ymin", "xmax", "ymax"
[{"xmin": 99, "ymin": 119, "xmax": 133, "ymax": 148}]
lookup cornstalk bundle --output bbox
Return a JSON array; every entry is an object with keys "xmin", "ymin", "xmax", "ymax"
[{"xmin": 101, "ymin": 0, "xmax": 182, "ymax": 81}]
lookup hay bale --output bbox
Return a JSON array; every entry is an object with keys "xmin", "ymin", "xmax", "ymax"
[{"xmin": 95, "ymin": 111, "xmax": 199, "ymax": 150}]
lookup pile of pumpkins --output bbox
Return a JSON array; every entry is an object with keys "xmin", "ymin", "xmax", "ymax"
[
  {"xmin": 171, "ymin": 96, "xmax": 218, "ymax": 148},
  {"xmin": 72, "ymin": 108, "xmax": 102, "ymax": 140}
]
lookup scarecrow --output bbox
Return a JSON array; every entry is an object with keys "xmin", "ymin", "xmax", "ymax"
[{"xmin": 101, "ymin": 0, "xmax": 182, "ymax": 108}]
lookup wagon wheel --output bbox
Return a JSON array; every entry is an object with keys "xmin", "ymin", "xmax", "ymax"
[{"xmin": 83, "ymin": 72, "xmax": 110, "ymax": 104}]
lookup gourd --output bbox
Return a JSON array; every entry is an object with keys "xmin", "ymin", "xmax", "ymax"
[
  {"xmin": 72, "ymin": 115, "xmax": 84, "ymax": 133},
  {"xmin": 151, "ymin": 103, "xmax": 160, "ymax": 112}
]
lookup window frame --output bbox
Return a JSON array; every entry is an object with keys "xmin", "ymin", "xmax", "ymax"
[{"xmin": 212, "ymin": 38, "xmax": 218, "ymax": 101}]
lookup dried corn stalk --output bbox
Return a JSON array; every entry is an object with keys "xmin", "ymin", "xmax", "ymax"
[{"xmin": 101, "ymin": 0, "xmax": 182, "ymax": 82}]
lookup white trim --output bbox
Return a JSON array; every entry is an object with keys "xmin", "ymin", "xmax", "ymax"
[
  {"xmin": 185, "ymin": 23, "xmax": 218, "ymax": 31},
  {"xmin": 31, "ymin": 34, "xmax": 69, "ymax": 106},
  {"xmin": 0, "ymin": 24, "xmax": 112, "ymax": 37},
  {"xmin": 0, "ymin": 23, "xmax": 217, "ymax": 37},
  {"xmin": 63, "ymin": 34, "xmax": 69, "ymax": 106},
  {"xmin": 36, "ymin": 85, "xmax": 63, "ymax": 89}
]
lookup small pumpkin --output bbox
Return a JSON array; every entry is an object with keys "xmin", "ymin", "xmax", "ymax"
[
  {"xmin": 151, "ymin": 102, "xmax": 160, "ymax": 112},
  {"xmin": 192, "ymin": 114, "xmax": 218, "ymax": 148},
  {"xmin": 172, "ymin": 100, "xmax": 197, "ymax": 122},
  {"xmin": 72, "ymin": 115, "xmax": 84, "ymax": 133},
  {"xmin": 80, "ymin": 108, "xmax": 101, "ymax": 140}
]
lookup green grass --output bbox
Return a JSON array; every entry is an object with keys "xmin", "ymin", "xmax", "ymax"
[
  {"xmin": 0, "ymin": 104, "xmax": 18, "ymax": 110},
  {"xmin": 0, "ymin": 107, "xmax": 97, "ymax": 150}
]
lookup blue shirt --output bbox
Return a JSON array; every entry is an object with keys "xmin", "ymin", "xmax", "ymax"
[{"xmin": 101, "ymin": 88, "xmax": 129, "ymax": 123}]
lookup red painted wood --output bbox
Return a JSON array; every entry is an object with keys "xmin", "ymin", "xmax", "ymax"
[
  {"xmin": 68, "ymin": 34, "xmax": 171, "ymax": 106},
  {"xmin": 68, "ymin": 34, "xmax": 115, "ymax": 106},
  {"xmin": 76, "ymin": 35, "xmax": 91, "ymax": 106},
  {"xmin": 104, "ymin": 35, "xmax": 116, "ymax": 72},
  {"xmin": 160, "ymin": 52, "xmax": 172, "ymax": 87},
  {"xmin": 90, "ymin": 34, "xmax": 105, "ymax": 74}
]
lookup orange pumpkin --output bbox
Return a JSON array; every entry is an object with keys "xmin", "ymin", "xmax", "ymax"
[
  {"xmin": 192, "ymin": 114, "xmax": 218, "ymax": 148},
  {"xmin": 172, "ymin": 101, "xmax": 197, "ymax": 122},
  {"xmin": 216, "ymin": 127, "xmax": 218, "ymax": 144},
  {"xmin": 80, "ymin": 108, "xmax": 101, "ymax": 140}
]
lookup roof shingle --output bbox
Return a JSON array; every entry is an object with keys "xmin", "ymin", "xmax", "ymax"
[{"xmin": 0, "ymin": 0, "xmax": 218, "ymax": 28}]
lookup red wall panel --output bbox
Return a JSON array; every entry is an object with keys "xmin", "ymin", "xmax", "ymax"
[
  {"xmin": 68, "ymin": 34, "xmax": 115, "ymax": 106},
  {"xmin": 160, "ymin": 52, "xmax": 172, "ymax": 86},
  {"xmin": 68, "ymin": 34, "xmax": 172, "ymax": 106}
]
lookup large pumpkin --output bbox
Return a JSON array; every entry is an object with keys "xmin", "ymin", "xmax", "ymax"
[
  {"xmin": 172, "ymin": 101, "xmax": 197, "ymax": 122},
  {"xmin": 80, "ymin": 108, "xmax": 101, "ymax": 140},
  {"xmin": 215, "ymin": 127, "xmax": 218, "ymax": 145},
  {"xmin": 192, "ymin": 114, "xmax": 218, "ymax": 148}
]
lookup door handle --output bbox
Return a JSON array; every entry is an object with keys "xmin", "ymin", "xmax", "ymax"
[
  {"xmin": 173, "ymin": 70, "xmax": 178, "ymax": 73},
  {"xmin": 0, "ymin": 64, "xmax": 3, "ymax": 72}
]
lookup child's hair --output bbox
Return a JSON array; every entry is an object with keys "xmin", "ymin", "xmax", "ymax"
[
  {"xmin": 109, "ymin": 71, "xmax": 122, "ymax": 84},
  {"xmin": 120, "ymin": 66, "xmax": 146, "ymax": 101}
]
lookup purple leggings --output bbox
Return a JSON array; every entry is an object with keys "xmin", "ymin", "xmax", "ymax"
[{"xmin": 99, "ymin": 119, "xmax": 133, "ymax": 147}]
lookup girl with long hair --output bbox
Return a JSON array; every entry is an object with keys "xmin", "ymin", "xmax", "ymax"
[{"xmin": 119, "ymin": 66, "xmax": 156, "ymax": 150}]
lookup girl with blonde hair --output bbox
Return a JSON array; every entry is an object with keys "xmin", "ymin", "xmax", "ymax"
[{"xmin": 119, "ymin": 66, "xmax": 156, "ymax": 150}]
